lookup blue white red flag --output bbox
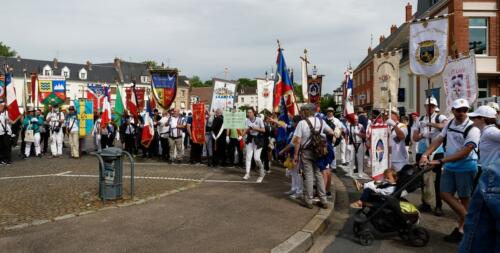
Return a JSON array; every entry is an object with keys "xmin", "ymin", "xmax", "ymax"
[
  {"xmin": 141, "ymin": 96, "xmax": 154, "ymax": 148},
  {"xmin": 100, "ymin": 88, "xmax": 112, "ymax": 128},
  {"xmin": 344, "ymin": 70, "xmax": 356, "ymax": 124},
  {"xmin": 273, "ymin": 48, "xmax": 296, "ymax": 116},
  {"xmin": 87, "ymin": 84, "xmax": 108, "ymax": 112}
]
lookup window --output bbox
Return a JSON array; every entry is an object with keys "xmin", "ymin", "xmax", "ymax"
[
  {"xmin": 79, "ymin": 68, "xmax": 87, "ymax": 80},
  {"xmin": 181, "ymin": 90, "xmax": 185, "ymax": 97},
  {"xmin": 478, "ymin": 79, "xmax": 489, "ymax": 98},
  {"xmin": 42, "ymin": 65, "xmax": 52, "ymax": 76},
  {"xmin": 61, "ymin": 66, "xmax": 70, "ymax": 79},
  {"xmin": 469, "ymin": 18, "xmax": 488, "ymax": 55},
  {"xmin": 140, "ymin": 75, "xmax": 148, "ymax": 83},
  {"xmin": 241, "ymin": 97, "xmax": 245, "ymax": 103}
]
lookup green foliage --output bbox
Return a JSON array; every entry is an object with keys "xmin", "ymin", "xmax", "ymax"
[
  {"xmin": 190, "ymin": 76, "xmax": 213, "ymax": 87},
  {"xmin": 319, "ymin": 94, "xmax": 336, "ymax": 113},
  {"xmin": 203, "ymin": 80, "xmax": 213, "ymax": 86},
  {"xmin": 0, "ymin": 42, "xmax": 16, "ymax": 57},
  {"xmin": 293, "ymin": 84, "xmax": 303, "ymax": 103},
  {"xmin": 237, "ymin": 78, "xmax": 257, "ymax": 90},
  {"xmin": 142, "ymin": 60, "xmax": 158, "ymax": 69}
]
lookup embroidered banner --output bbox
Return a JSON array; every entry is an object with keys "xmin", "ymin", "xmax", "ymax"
[
  {"xmin": 307, "ymin": 75, "xmax": 323, "ymax": 109},
  {"xmin": 373, "ymin": 51, "xmax": 401, "ymax": 110},
  {"xmin": 257, "ymin": 78, "xmax": 274, "ymax": 113},
  {"xmin": 125, "ymin": 87, "xmax": 145, "ymax": 111},
  {"xmin": 442, "ymin": 53, "xmax": 478, "ymax": 113},
  {"xmin": 191, "ymin": 103, "xmax": 206, "ymax": 144},
  {"xmin": 151, "ymin": 69, "xmax": 178, "ymax": 109},
  {"xmin": 38, "ymin": 76, "xmax": 66, "ymax": 106},
  {"xmin": 370, "ymin": 125, "xmax": 389, "ymax": 179}
]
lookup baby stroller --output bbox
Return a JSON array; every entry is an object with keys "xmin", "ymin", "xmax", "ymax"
[{"xmin": 352, "ymin": 164, "xmax": 431, "ymax": 247}]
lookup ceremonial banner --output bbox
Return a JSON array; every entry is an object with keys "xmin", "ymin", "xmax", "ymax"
[
  {"xmin": 443, "ymin": 53, "xmax": 478, "ymax": 113},
  {"xmin": 141, "ymin": 97, "xmax": 154, "ymax": 148},
  {"xmin": 300, "ymin": 56, "xmax": 309, "ymax": 102},
  {"xmin": 373, "ymin": 51, "xmax": 401, "ymax": 110},
  {"xmin": 222, "ymin": 111, "xmax": 246, "ymax": 129},
  {"xmin": 125, "ymin": 86, "xmax": 145, "ymax": 111},
  {"xmin": 370, "ymin": 125, "xmax": 389, "ymax": 179},
  {"xmin": 38, "ymin": 76, "xmax": 66, "ymax": 106},
  {"xmin": 410, "ymin": 17, "xmax": 449, "ymax": 77},
  {"xmin": 0, "ymin": 76, "xmax": 4, "ymax": 99},
  {"xmin": 191, "ymin": 103, "xmax": 206, "ymax": 144},
  {"xmin": 4, "ymin": 74, "xmax": 21, "ymax": 122},
  {"xmin": 307, "ymin": 75, "xmax": 323, "ymax": 109},
  {"xmin": 273, "ymin": 48, "xmax": 296, "ymax": 115},
  {"xmin": 151, "ymin": 69, "xmax": 178, "ymax": 109},
  {"xmin": 113, "ymin": 86, "xmax": 125, "ymax": 124},
  {"xmin": 344, "ymin": 71, "xmax": 355, "ymax": 124},
  {"xmin": 211, "ymin": 79, "xmax": 236, "ymax": 112},
  {"xmin": 257, "ymin": 79, "xmax": 274, "ymax": 113},
  {"xmin": 74, "ymin": 99, "xmax": 94, "ymax": 137},
  {"xmin": 86, "ymin": 84, "xmax": 108, "ymax": 112}
]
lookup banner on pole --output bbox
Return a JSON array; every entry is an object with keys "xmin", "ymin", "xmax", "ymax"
[
  {"xmin": 443, "ymin": 53, "xmax": 478, "ymax": 113},
  {"xmin": 370, "ymin": 125, "xmax": 389, "ymax": 179},
  {"xmin": 409, "ymin": 17, "xmax": 449, "ymax": 78},
  {"xmin": 150, "ymin": 69, "xmax": 178, "ymax": 109},
  {"xmin": 38, "ymin": 76, "xmax": 66, "ymax": 106},
  {"xmin": 222, "ymin": 111, "xmax": 246, "ymax": 129},
  {"xmin": 125, "ymin": 87, "xmax": 145, "ymax": 111},
  {"xmin": 86, "ymin": 84, "xmax": 108, "ymax": 112},
  {"xmin": 373, "ymin": 51, "xmax": 401, "ymax": 110},
  {"xmin": 75, "ymin": 99, "xmax": 94, "ymax": 137},
  {"xmin": 257, "ymin": 78, "xmax": 274, "ymax": 113},
  {"xmin": 191, "ymin": 103, "xmax": 206, "ymax": 144},
  {"xmin": 211, "ymin": 79, "xmax": 236, "ymax": 112},
  {"xmin": 307, "ymin": 75, "xmax": 323, "ymax": 109}
]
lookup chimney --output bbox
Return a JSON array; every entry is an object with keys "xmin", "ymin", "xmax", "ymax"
[
  {"xmin": 368, "ymin": 46, "xmax": 372, "ymax": 54},
  {"xmin": 53, "ymin": 58, "xmax": 58, "ymax": 69},
  {"xmin": 86, "ymin": 61, "xmax": 92, "ymax": 71},
  {"xmin": 16, "ymin": 55, "xmax": 21, "ymax": 62},
  {"xmin": 390, "ymin": 25, "xmax": 397, "ymax": 34},
  {"xmin": 113, "ymin": 57, "xmax": 121, "ymax": 69},
  {"xmin": 379, "ymin": 35, "xmax": 385, "ymax": 44},
  {"xmin": 405, "ymin": 2, "xmax": 413, "ymax": 22}
]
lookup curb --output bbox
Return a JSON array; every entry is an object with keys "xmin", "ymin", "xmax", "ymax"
[{"xmin": 270, "ymin": 174, "xmax": 341, "ymax": 253}]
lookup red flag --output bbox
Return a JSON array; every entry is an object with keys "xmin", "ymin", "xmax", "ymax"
[
  {"xmin": 100, "ymin": 89, "xmax": 111, "ymax": 128},
  {"xmin": 31, "ymin": 74, "xmax": 37, "ymax": 104},
  {"xmin": 5, "ymin": 74, "xmax": 21, "ymax": 122},
  {"xmin": 126, "ymin": 83, "xmax": 139, "ymax": 118},
  {"xmin": 191, "ymin": 103, "xmax": 206, "ymax": 144}
]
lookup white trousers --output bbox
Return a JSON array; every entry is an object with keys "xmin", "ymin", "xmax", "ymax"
[
  {"xmin": 289, "ymin": 167, "xmax": 303, "ymax": 193},
  {"xmin": 50, "ymin": 130, "xmax": 63, "ymax": 156},
  {"xmin": 25, "ymin": 133, "xmax": 41, "ymax": 157},
  {"xmin": 348, "ymin": 143, "xmax": 365, "ymax": 176},
  {"xmin": 335, "ymin": 139, "xmax": 346, "ymax": 164},
  {"xmin": 245, "ymin": 142, "xmax": 264, "ymax": 176}
]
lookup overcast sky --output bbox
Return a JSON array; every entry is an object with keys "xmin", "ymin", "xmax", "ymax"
[{"xmin": 4, "ymin": 0, "xmax": 417, "ymax": 93}]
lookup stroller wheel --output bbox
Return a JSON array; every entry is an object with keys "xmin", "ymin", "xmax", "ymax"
[
  {"xmin": 408, "ymin": 226, "xmax": 429, "ymax": 247},
  {"xmin": 353, "ymin": 222, "xmax": 362, "ymax": 234},
  {"xmin": 358, "ymin": 231, "xmax": 374, "ymax": 246}
]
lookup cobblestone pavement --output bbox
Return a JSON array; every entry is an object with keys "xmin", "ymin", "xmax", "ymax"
[{"xmin": 0, "ymin": 148, "xmax": 213, "ymax": 230}]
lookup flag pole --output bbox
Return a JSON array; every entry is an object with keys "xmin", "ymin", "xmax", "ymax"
[{"xmin": 300, "ymin": 49, "xmax": 309, "ymax": 103}]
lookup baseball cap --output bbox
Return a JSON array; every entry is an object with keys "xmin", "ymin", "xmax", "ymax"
[
  {"xmin": 435, "ymin": 107, "xmax": 440, "ymax": 112},
  {"xmin": 451, "ymin": 98, "xmax": 470, "ymax": 109},
  {"xmin": 424, "ymin": 97, "xmax": 438, "ymax": 106},
  {"xmin": 486, "ymin": 102, "xmax": 499, "ymax": 112},
  {"xmin": 326, "ymin": 107, "xmax": 334, "ymax": 112},
  {"xmin": 468, "ymin": 105, "xmax": 497, "ymax": 119},
  {"xmin": 390, "ymin": 107, "xmax": 399, "ymax": 115}
]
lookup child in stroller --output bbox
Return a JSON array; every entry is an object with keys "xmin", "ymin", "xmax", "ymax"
[
  {"xmin": 350, "ymin": 168, "xmax": 398, "ymax": 209},
  {"xmin": 351, "ymin": 164, "xmax": 430, "ymax": 247}
]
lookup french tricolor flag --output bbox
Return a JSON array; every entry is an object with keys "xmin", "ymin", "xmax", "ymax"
[
  {"xmin": 344, "ymin": 70, "xmax": 355, "ymax": 124},
  {"xmin": 5, "ymin": 74, "xmax": 21, "ymax": 122},
  {"xmin": 100, "ymin": 88, "xmax": 111, "ymax": 128},
  {"xmin": 140, "ymin": 96, "xmax": 154, "ymax": 148}
]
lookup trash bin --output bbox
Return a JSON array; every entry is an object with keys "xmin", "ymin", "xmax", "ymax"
[{"xmin": 93, "ymin": 147, "xmax": 135, "ymax": 201}]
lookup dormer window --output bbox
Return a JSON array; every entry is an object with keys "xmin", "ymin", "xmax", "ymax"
[
  {"xmin": 42, "ymin": 65, "xmax": 52, "ymax": 76},
  {"xmin": 61, "ymin": 66, "xmax": 70, "ymax": 79},
  {"xmin": 140, "ymin": 75, "xmax": 149, "ymax": 83},
  {"xmin": 79, "ymin": 68, "xmax": 87, "ymax": 80}
]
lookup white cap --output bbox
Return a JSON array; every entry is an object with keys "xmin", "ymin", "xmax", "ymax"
[
  {"xmin": 424, "ymin": 97, "xmax": 438, "ymax": 106},
  {"xmin": 486, "ymin": 102, "xmax": 499, "ymax": 112},
  {"xmin": 435, "ymin": 107, "xmax": 440, "ymax": 112},
  {"xmin": 468, "ymin": 105, "xmax": 497, "ymax": 119},
  {"xmin": 390, "ymin": 107, "xmax": 399, "ymax": 115},
  {"xmin": 451, "ymin": 98, "xmax": 470, "ymax": 109}
]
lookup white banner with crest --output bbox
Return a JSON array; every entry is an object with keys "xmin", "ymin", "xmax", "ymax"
[
  {"xmin": 210, "ymin": 79, "xmax": 236, "ymax": 112},
  {"xmin": 373, "ymin": 51, "xmax": 401, "ymax": 110},
  {"xmin": 257, "ymin": 78, "xmax": 274, "ymax": 113},
  {"xmin": 442, "ymin": 53, "xmax": 478, "ymax": 113}
]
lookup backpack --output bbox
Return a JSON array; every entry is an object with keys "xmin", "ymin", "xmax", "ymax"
[
  {"xmin": 419, "ymin": 114, "xmax": 442, "ymax": 124},
  {"xmin": 442, "ymin": 119, "xmax": 474, "ymax": 153},
  {"xmin": 304, "ymin": 118, "xmax": 328, "ymax": 158}
]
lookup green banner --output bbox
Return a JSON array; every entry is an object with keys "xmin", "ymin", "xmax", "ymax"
[{"xmin": 223, "ymin": 111, "xmax": 246, "ymax": 129}]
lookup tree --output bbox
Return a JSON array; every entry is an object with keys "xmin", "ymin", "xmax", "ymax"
[
  {"xmin": 203, "ymin": 80, "xmax": 213, "ymax": 86},
  {"xmin": 142, "ymin": 60, "xmax": 158, "ymax": 69},
  {"xmin": 189, "ymin": 76, "xmax": 204, "ymax": 87},
  {"xmin": 319, "ymin": 94, "xmax": 336, "ymax": 113},
  {"xmin": 0, "ymin": 42, "xmax": 16, "ymax": 57},
  {"xmin": 293, "ymin": 83, "xmax": 303, "ymax": 103},
  {"xmin": 237, "ymin": 78, "xmax": 257, "ymax": 90}
]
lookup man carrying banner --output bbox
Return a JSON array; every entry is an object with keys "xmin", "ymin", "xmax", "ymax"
[
  {"xmin": 413, "ymin": 97, "xmax": 447, "ymax": 216},
  {"xmin": 226, "ymin": 108, "xmax": 244, "ymax": 167},
  {"xmin": 346, "ymin": 115, "xmax": 366, "ymax": 178},
  {"xmin": 0, "ymin": 100, "xmax": 13, "ymax": 165},
  {"xmin": 65, "ymin": 106, "xmax": 80, "ymax": 158},
  {"xmin": 386, "ymin": 108, "xmax": 408, "ymax": 172},
  {"xmin": 46, "ymin": 105, "xmax": 65, "ymax": 158}
]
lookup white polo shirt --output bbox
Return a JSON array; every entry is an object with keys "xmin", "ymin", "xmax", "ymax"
[
  {"xmin": 293, "ymin": 116, "xmax": 332, "ymax": 146},
  {"xmin": 245, "ymin": 117, "xmax": 265, "ymax": 136},
  {"xmin": 390, "ymin": 122, "xmax": 409, "ymax": 168},
  {"xmin": 478, "ymin": 125, "xmax": 500, "ymax": 169}
]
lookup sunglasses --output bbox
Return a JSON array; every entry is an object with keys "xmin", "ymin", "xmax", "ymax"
[{"xmin": 454, "ymin": 108, "xmax": 468, "ymax": 113}]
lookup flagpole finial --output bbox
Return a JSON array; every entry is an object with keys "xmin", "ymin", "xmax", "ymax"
[
  {"xmin": 304, "ymin": 49, "xmax": 308, "ymax": 55},
  {"xmin": 277, "ymin": 40, "xmax": 282, "ymax": 50}
]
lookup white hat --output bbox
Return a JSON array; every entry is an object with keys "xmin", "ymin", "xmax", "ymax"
[
  {"xmin": 424, "ymin": 97, "xmax": 438, "ymax": 106},
  {"xmin": 451, "ymin": 98, "xmax": 470, "ymax": 109},
  {"xmin": 435, "ymin": 107, "xmax": 440, "ymax": 112},
  {"xmin": 468, "ymin": 105, "xmax": 497, "ymax": 119},
  {"xmin": 486, "ymin": 102, "xmax": 499, "ymax": 112},
  {"xmin": 390, "ymin": 107, "xmax": 399, "ymax": 115}
]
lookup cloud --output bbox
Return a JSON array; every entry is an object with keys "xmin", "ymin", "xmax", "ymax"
[{"xmin": 4, "ymin": 0, "xmax": 417, "ymax": 93}]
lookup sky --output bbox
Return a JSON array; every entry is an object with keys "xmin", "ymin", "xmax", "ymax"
[{"xmin": 4, "ymin": 0, "xmax": 417, "ymax": 93}]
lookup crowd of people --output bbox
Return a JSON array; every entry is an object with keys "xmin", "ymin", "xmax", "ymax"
[{"xmin": 0, "ymin": 97, "xmax": 499, "ymax": 250}]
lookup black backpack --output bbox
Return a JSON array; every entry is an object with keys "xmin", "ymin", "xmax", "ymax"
[
  {"xmin": 304, "ymin": 118, "xmax": 328, "ymax": 158},
  {"xmin": 442, "ymin": 119, "xmax": 474, "ymax": 152}
]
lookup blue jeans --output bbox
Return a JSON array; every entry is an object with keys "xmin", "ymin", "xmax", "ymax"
[{"xmin": 460, "ymin": 165, "xmax": 500, "ymax": 253}]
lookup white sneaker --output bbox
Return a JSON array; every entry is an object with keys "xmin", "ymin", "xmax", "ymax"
[
  {"xmin": 256, "ymin": 176, "xmax": 265, "ymax": 183},
  {"xmin": 243, "ymin": 173, "xmax": 250, "ymax": 180}
]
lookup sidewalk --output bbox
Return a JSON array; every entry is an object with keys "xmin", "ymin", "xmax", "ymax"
[{"xmin": 0, "ymin": 165, "xmax": 327, "ymax": 253}]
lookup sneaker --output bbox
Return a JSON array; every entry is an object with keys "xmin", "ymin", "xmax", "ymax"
[
  {"xmin": 243, "ymin": 173, "xmax": 250, "ymax": 180},
  {"xmin": 289, "ymin": 193, "xmax": 302, "ymax": 199},
  {"xmin": 317, "ymin": 202, "xmax": 329, "ymax": 209},
  {"xmin": 284, "ymin": 190, "xmax": 296, "ymax": 195},
  {"xmin": 266, "ymin": 170, "xmax": 271, "ymax": 174},
  {"xmin": 256, "ymin": 176, "xmax": 264, "ymax": 183},
  {"xmin": 434, "ymin": 207, "xmax": 444, "ymax": 217},
  {"xmin": 418, "ymin": 203, "xmax": 432, "ymax": 213},
  {"xmin": 0, "ymin": 161, "xmax": 6, "ymax": 165},
  {"xmin": 443, "ymin": 227, "xmax": 463, "ymax": 243}
]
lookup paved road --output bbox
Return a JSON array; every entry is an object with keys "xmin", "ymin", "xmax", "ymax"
[
  {"xmin": 0, "ymin": 151, "xmax": 324, "ymax": 253},
  {"xmin": 311, "ymin": 171, "xmax": 459, "ymax": 253}
]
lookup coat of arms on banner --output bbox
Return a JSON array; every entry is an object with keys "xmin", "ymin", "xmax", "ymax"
[
  {"xmin": 257, "ymin": 79, "xmax": 274, "ymax": 113},
  {"xmin": 211, "ymin": 79, "xmax": 236, "ymax": 112},
  {"xmin": 370, "ymin": 125, "xmax": 389, "ymax": 179},
  {"xmin": 409, "ymin": 17, "xmax": 449, "ymax": 78},
  {"xmin": 373, "ymin": 51, "xmax": 401, "ymax": 110},
  {"xmin": 307, "ymin": 75, "xmax": 323, "ymax": 108},
  {"xmin": 442, "ymin": 53, "xmax": 478, "ymax": 113},
  {"xmin": 38, "ymin": 76, "xmax": 66, "ymax": 106},
  {"xmin": 150, "ymin": 69, "xmax": 178, "ymax": 109}
]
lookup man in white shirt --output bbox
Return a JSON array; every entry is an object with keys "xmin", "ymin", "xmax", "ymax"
[
  {"xmin": 420, "ymin": 98, "xmax": 480, "ymax": 243},
  {"xmin": 0, "ymin": 101, "xmax": 13, "ymax": 165},
  {"xmin": 386, "ymin": 107, "xmax": 408, "ymax": 172},
  {"xmin": 46, "ymin": 106, "xmax": 65, "ymax": 158},
  {"xmin": 346, "ymin": 115, "xmax": 366, "ymax": 178},
  {"xmin": 293, "ymin": 104, "xmax": 334, "ymax": 209},
  {"xmin": 65, "ymin": 106, "xmax": 80, "ymax": 158},
  {"xmin": 168, "ymin": 108, "xmax": 186, "ymax": 163},
  {"xmin": 158, "ymin": 110, "xmax": 171, "ymax": 162}
]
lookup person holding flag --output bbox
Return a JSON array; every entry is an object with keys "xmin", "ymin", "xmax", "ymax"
[
  {"xmin": 65, "ymin": 106, "xmax": 80, "ymax": 158},
  {"xmin": 46, "ymin": 105, "xmax": 65, "ymax": 158}
]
